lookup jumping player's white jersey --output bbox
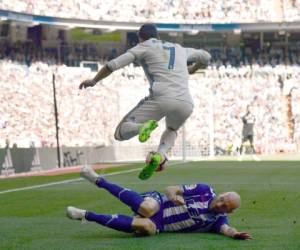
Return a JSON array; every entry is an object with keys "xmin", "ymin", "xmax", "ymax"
[{"xmin": 107, "ymin": 38, "xmax": 211, "ymax": 105}]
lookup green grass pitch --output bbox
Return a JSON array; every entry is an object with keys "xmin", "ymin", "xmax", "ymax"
[{"xmin": 1, "ymin": 161, "xmax": 300, "ymax": 250}]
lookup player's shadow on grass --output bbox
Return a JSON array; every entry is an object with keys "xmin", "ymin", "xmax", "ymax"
[
  {"xmin": 73, "ymin": 231, "xmax": 233, "ymax": 241},
  {"xmin": 72, "ymin": 231, "xmax": 133, "ymax": 240}
]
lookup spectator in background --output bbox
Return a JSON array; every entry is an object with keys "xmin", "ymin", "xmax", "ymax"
[
  {"xmin": 0, "ymin": 0, "xmax": 287, "ymax": 23},
  {"xmin": 238, "ymin": 105, "xmax": 260, "ymax": 161}
]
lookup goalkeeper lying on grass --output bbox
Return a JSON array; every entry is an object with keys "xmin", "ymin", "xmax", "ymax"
[{"xmin": 67, "ymin": 166, "xmax": 252, "ymax": 240}]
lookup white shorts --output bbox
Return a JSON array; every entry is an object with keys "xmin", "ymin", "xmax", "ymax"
[{"xmin": 114, "ymin": 96, "xmax": 193, "ymax": 140}]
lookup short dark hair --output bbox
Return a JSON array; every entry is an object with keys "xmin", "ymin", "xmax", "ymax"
[{"xmin": 138, "ymin": 24, "xmax": 158, "ymax": 40}]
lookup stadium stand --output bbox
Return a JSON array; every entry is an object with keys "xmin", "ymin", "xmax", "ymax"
[
  {"xmin": 1, "ymin": 40, "xmax": 300, "ymax": 68},
  {"xmin": 0, "ymin": 0, "xmax": 300, "ymax": 174},
  {"xmin": 0, "ymin": 59, "xmax": 299, "ymax": 154},
  {"xmin": 0, "ymin": 0, "xmax": 293, "ymax": 23}
]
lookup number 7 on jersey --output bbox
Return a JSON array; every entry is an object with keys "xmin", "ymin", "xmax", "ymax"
[{"xmin": 163, "ymin": 46, "xmax": 175, "ymax": 69}]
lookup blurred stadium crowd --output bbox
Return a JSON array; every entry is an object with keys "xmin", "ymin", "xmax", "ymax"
[
  {"xmin": 0, "ymin": 59, "xmax": 299, "ymax": 153},
  {"xmin": 1, "ymin": 0, "xmax": 300, "ymax": 23},
  {"xmin": 1, "ymin": 40, "xmax": 300, "ymax": 68},
  {"xmin": 0, "ymin": 41, "xmax": 119, "ymax": 67},
  {"xmin": 1, "ymin": 0, "xmax": 300, "ymax": 154},
  {"xmin": 0, "ymin": 60, "xmax": 119, "ymax": 148}
]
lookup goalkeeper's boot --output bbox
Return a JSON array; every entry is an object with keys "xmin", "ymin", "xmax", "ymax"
[
  {"xmin": 138, "ymin": 120, "xmax": 158, "ymax": 143},
  {"xmin": 138, "ymin": 152, "xmax": 163, "ymax": 180},
  {"xmin": 252, "ymin": 154, "xmax": 261, "ymax": 161},
  {"xmin": 80, "ymin": 165, "xmax": 99, "ymax": 184},
  {"xmin": 66, "ymin": 206, "xmax": 86, "ymax": 220}
]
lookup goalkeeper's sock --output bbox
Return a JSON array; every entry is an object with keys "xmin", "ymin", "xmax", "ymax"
[
  {"xmin": 96, "ymin": 178, "xmax": 144, "ymax": 213},
  {"xmin": 157, "ymin": 128, "xmax": 177, "ymax": 155},
  {"xmin": 85, "ymin": 213, "xmax": 134, "ymax": 233}
]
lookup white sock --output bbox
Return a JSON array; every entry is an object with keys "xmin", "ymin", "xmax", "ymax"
[
  {"xmin": 157, "ymin": 128, "xmax": 177, "ymax": 155},
  {"xmin": 119, "ymin": 121, "xmax": 142, "ymax": 140}
]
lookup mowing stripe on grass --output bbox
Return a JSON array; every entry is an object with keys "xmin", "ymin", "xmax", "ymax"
[{"xmin": 0, "ymin": 162, "xmax": 185, "ymax": 195}]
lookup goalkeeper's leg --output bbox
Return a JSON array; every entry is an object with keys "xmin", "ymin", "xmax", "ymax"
[
  {"xmin": 67, "ymin": 207, "xmax": 157, "ymax": 235},
  {"xmin": 80, "ymin": 166, "xmax": 160, "ymax": 217}
]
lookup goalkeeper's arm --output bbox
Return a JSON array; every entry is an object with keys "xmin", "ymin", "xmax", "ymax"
[
  {"xmin": 220, "ymin": 224, "xmax": 252, "ymax": 240},
  {"xmin": 165, "ymin": 185, "xmax": 185, "ymax": 205}
]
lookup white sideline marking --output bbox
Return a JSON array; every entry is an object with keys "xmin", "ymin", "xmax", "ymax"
[{"xmin": 0, "ymin": 162, "xmax": 185, "ymax": 195}]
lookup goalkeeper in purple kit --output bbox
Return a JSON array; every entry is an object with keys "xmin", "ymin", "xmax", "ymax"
[{"xmin": 66, "ymin": 166, "xmax": 252, "ymax": 240}]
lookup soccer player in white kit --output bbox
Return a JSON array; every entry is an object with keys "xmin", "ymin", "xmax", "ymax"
[{"xmin": 79, "ymin": 24, "xmax": 211, "ymax": 180}]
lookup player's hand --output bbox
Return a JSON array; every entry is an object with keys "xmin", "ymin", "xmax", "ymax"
[
  {"xmin": 170, "ymin": 195, "xmax": 185, "ymax": 205},
  {"xmin": 188, "ymin": 61, "xmax": 207, "ymax": 74},
  {"xmin": 233, "ymin": 232, "xmax": 252, "ymax": 240},
  {"xmin": 79, "ymin": 79, "xmax": 97, "ymax": 89}
]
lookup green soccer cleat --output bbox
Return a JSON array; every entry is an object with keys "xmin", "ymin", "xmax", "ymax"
[
  {"xmin": 138, "ymin": 152, "xmax": 162, "ymax": 180},
  {"xmin": 138, "ymin": 120, "xmax": 158, "ymax": 143}
]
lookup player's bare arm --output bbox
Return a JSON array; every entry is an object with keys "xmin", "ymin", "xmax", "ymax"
[
  {"xmin": 79, "ymin": 52, "xmax": 135, "ymax": 89},
  {"xmin": 165, "ymin": 185, "xmax": 185, "ymax": 205},
  {"xmin": 79, "ymin": 65, "xmax": 112, "ymax": 89},
  {"xmin": 220, "ymin": 224, "xmax": 252, "ymax": 240}
]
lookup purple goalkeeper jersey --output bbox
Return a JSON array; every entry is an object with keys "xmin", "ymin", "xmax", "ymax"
[{"xmin": 146, "ymin": 183, "xmax": 228, "ymax": 233}]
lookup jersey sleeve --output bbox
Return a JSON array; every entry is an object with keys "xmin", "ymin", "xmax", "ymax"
[
  {"xmin": 128, "ymin": 43, "xmax": 147, "ymax": 61},
  {"xmin": 211, "ymin": 215, "xmax": 228, "ymax": 233},
  {"xmin": 182, "ymin": 183, "xmax": 211, "ymax": 196},
  {"xmin": 106, "ymin": 52, "xmax": 135, "ymax": 72},
  {"xmin": 186, "ymin": 48, "xmax": 211, "ymax": 65}
]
